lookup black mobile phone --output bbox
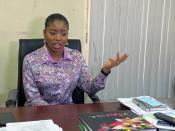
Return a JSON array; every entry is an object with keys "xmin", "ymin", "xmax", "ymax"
[{"xmin": 154, "ymin": 112, "xmax": 175, "ymax": 125}]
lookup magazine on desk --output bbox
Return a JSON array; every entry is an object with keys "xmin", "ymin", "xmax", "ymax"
[{"xmin": 79, "ymin": 110, "xmax": 156, "ymax": 131}]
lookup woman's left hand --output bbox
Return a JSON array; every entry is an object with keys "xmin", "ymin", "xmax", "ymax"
[{"xmin": 102, "ymin": 53, "xmax": 128, "ymax": 73}]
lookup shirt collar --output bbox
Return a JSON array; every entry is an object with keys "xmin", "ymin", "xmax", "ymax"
[{"xmin": 40, "ymin": 45, "xmax": 72, "ymax": 64}]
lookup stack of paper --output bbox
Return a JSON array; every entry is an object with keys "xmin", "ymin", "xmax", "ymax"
[
  {"xmin": 0, "ymin": 119, "xmax": 63, "ymax": 131},
  {"xmin": 117, "ymin": 96, "xmax": 173, "ymax": 116}
]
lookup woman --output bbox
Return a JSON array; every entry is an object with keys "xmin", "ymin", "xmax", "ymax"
[{"xmin": 23, "ymin": 13, "xmax": 128, "ymax": 106}]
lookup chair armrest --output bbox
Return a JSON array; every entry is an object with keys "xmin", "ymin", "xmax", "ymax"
[
  {"xmin": 89, "ymin": 94, "xmax": 100, "ymax": 103},
  {"xmin": 6, "ymin": 89, "xmax": 17, "ymax": 107}
]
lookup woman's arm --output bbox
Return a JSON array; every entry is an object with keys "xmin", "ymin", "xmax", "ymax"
[
  {"xmin": 23, "ymin": 57, "xmax": 48, "ymax": 106},
  {"xmin": 78, "ymin": 53, "xmax": 128, "ymax": 95}
]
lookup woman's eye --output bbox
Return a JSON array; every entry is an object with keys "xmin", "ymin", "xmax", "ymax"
[
  {"xmin": 49, "ymin": 32, "xmax": 56, "ymax": 35},
  {"xmin": 62, "ymin": 32, "xmax": 67, "ymax": 36}
]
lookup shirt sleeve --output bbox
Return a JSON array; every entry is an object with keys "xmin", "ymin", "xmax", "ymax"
[
  {"xmin": 23, "ymin": 57, "xmax": 48, "ymax": 106},
  {"xmin": 77, "ymin": 55, "xmax": 107, "ymax": 95}
]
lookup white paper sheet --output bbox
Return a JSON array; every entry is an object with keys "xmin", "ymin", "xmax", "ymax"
[
  {"xmin": 0, "ymin": 127, "xmax": 7, "ymax": 131},
  {"xmin": 6, "ymin": 119, "xmax": 62, "ymax": 131}
]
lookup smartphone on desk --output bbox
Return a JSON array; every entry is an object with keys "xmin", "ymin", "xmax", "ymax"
[
  {"xmin": 157, "ymin": 120, "xmax": 175, "ymax": 131},
  {"xmin": 157, "ymin": 120, "xmax": 175, "ymax": 127}
]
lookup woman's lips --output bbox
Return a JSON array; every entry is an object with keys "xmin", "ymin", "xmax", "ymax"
[{"xmin": 54, "ymin": 43, "xmax": 61, "ymax": 48}]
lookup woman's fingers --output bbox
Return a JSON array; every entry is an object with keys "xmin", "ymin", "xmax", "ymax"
[{"xmin": 120, "ymin": 54, "xmax": 128, "ymax": 62}]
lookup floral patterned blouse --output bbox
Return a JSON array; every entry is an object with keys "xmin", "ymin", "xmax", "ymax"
[{"xmin": 23, "ymin": 45, "xmax": 107, "ymax": 106}]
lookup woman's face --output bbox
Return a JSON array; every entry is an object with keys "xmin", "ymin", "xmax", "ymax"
[{"xmin": 43, "ymin": 20, "xmax": 68, "ymax": 54}]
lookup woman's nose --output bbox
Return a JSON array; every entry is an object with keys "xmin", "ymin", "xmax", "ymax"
[{"xmin": 55, "ymin": 33, "xmax": 61, "ymax": 40}]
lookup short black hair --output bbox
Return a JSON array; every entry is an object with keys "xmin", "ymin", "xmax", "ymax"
[{"xmin": 45, "ymin": 13, "xmax": 69, "ymax": 29}]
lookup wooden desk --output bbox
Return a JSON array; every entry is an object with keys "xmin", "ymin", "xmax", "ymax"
[
  {"xmin": 0, "ymin": 102, "xmax": 127, "ymax": 131},
  {"xmin": 1, "ymin": 98, "xmax": 175, "ymax": 131}
]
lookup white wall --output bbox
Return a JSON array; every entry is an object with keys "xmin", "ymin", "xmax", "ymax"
[{"xmin": 0, "ymin": 0, "xmax": 88, "ymax": 106}]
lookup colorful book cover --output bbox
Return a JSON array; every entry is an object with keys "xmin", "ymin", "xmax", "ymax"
[{"xmin": 79, "ymin": 110, "xmax": 156, "ymax": 131}]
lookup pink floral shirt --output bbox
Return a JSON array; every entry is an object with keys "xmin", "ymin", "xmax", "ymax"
[{"xmin": 23, "ymin": 45, "xmax": 107, "ymax": 106}]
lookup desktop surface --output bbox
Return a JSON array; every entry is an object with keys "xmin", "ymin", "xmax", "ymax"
[
  {"xmin": 0, "ymin": 102, "xmax": 128, "ymax": 131},
  {"xmin": 1, "ymin": 98, "xmax": 175, "ymax": 131}
]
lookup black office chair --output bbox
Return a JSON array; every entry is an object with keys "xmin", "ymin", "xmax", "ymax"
[{"xmin": 6, "ymin": 39, "xmax": 100, "ymax": 107}]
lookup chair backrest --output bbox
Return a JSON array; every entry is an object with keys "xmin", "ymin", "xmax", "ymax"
[{"xmin": 17, "ymin": 39, "xmax": 84, "ymax": 106}]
